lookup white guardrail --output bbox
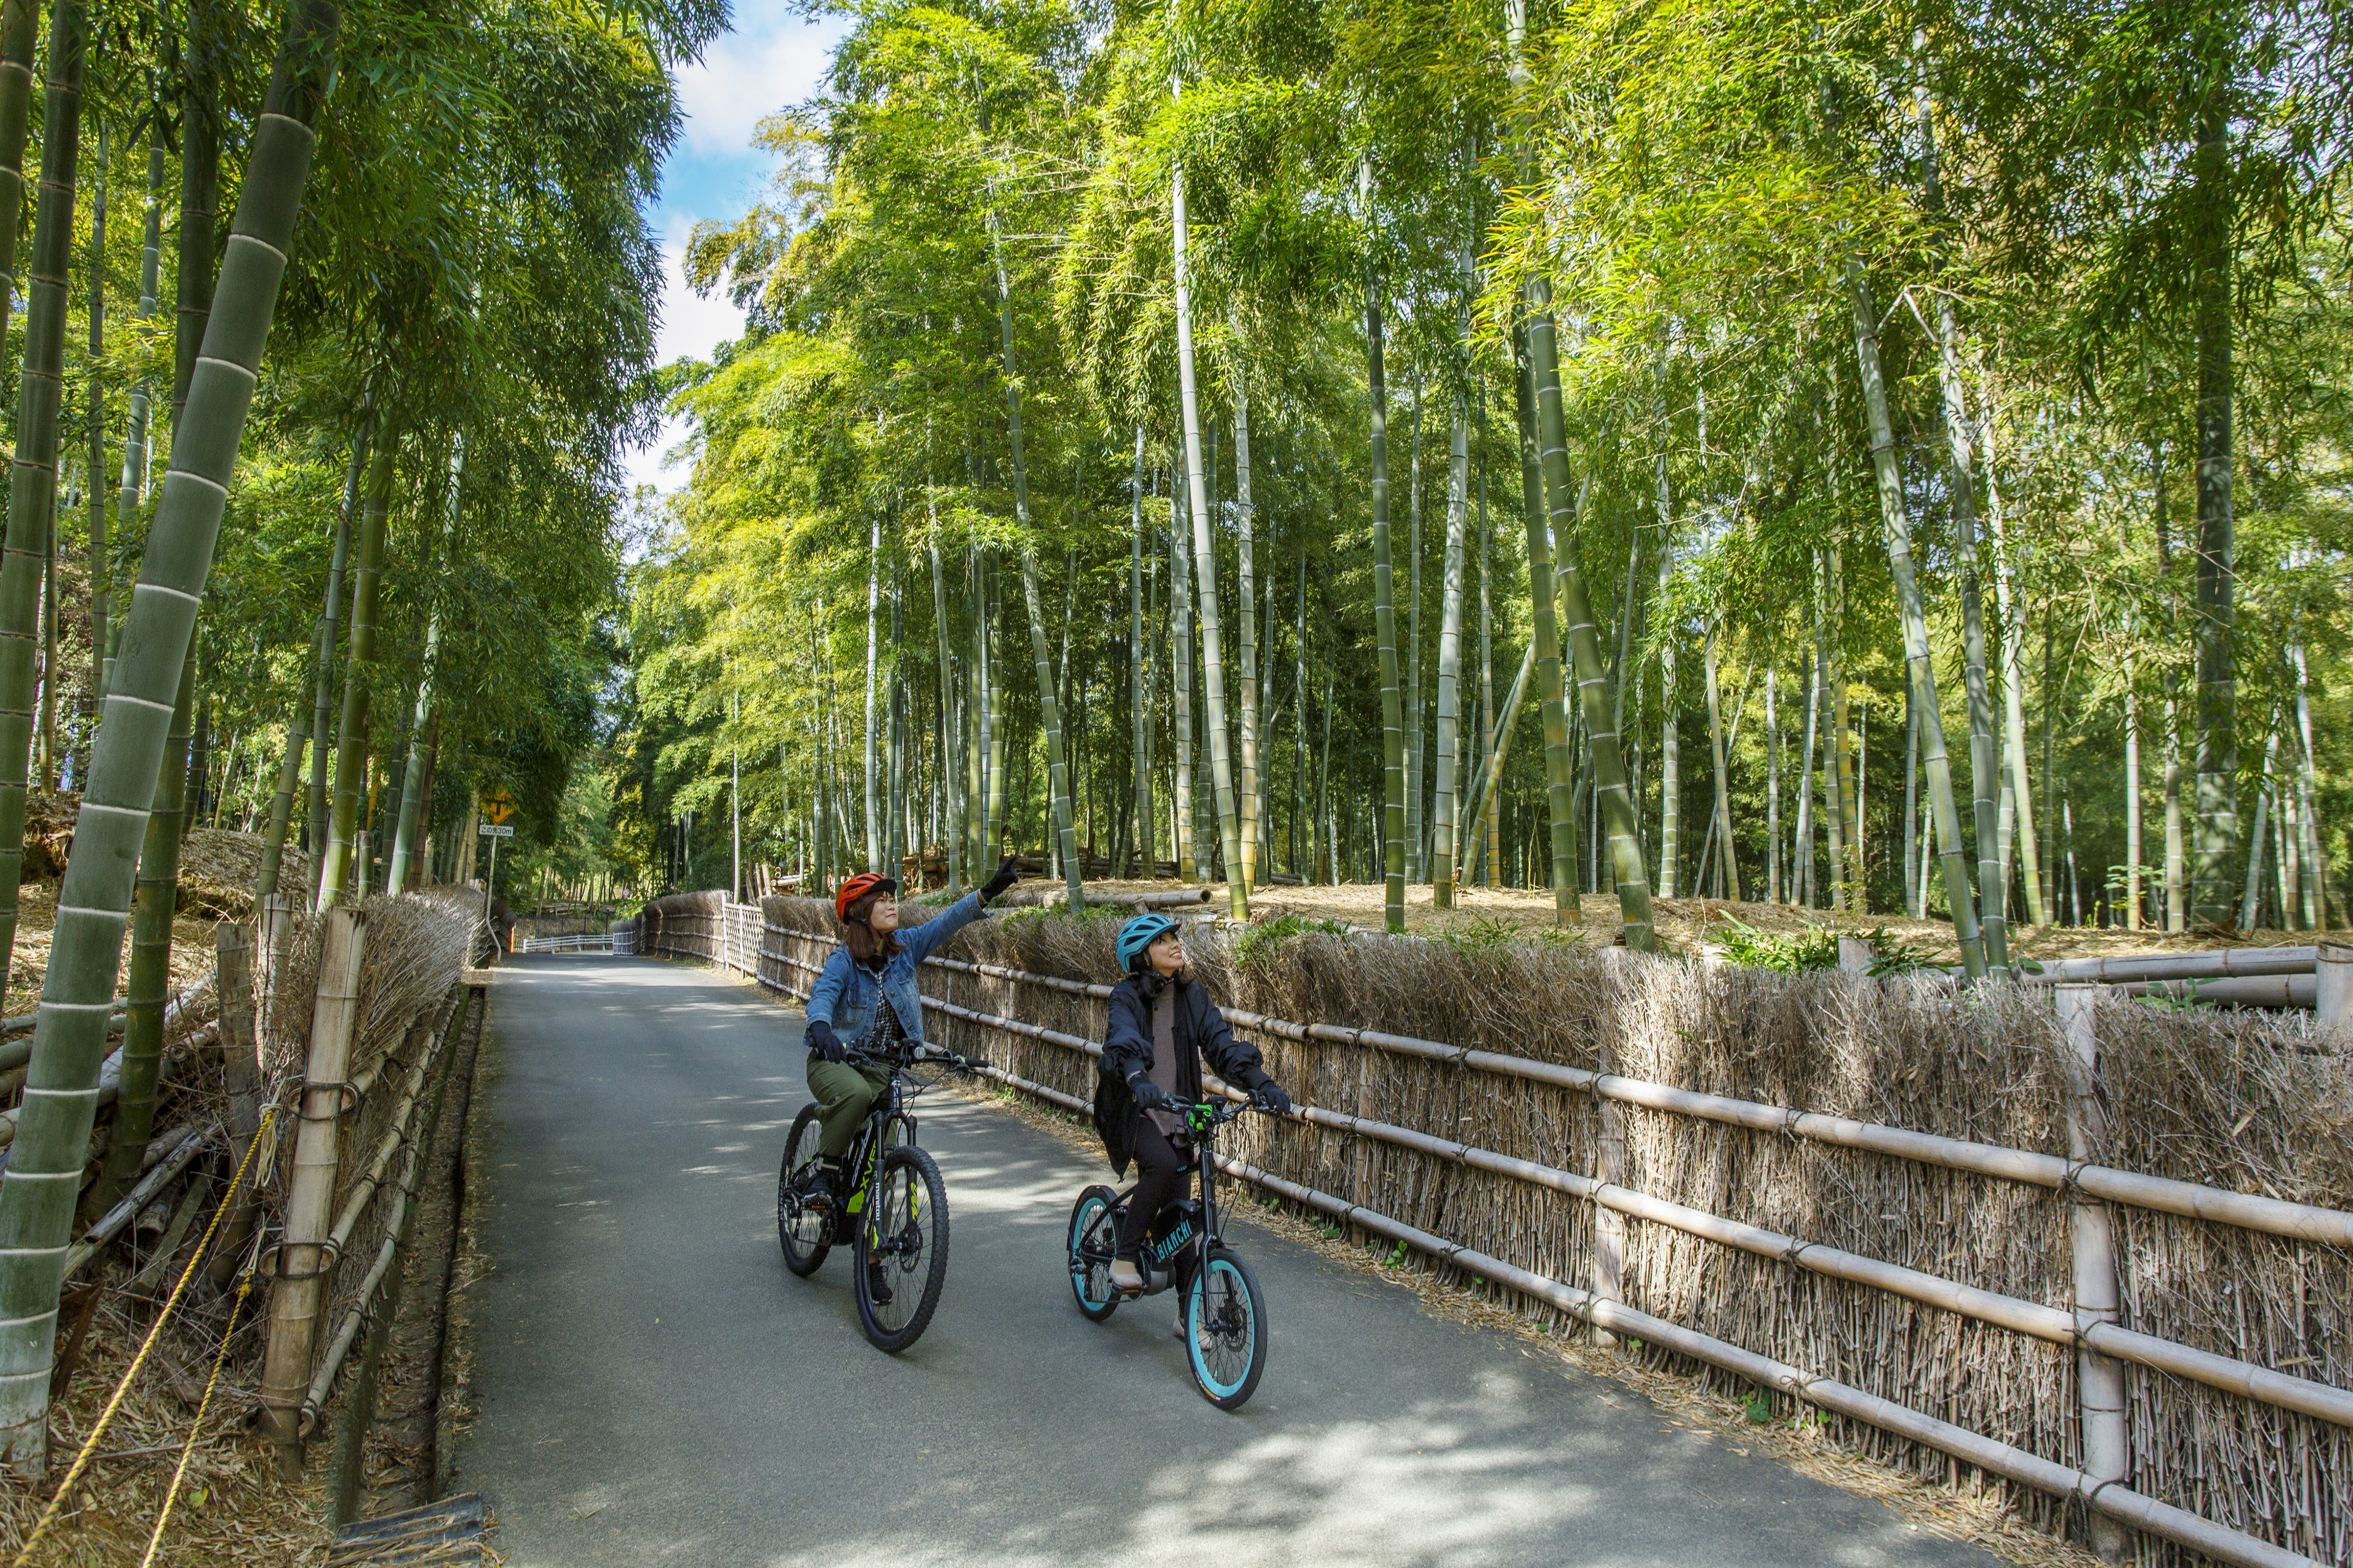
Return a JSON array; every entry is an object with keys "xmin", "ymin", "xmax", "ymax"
[{"xmin": 516, "ymin": 932, "xmax": 618, "ymax": 954}]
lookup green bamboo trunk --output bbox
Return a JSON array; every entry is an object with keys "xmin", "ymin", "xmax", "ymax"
[
  {"xmin": 1702, "ymin": 629, "xmax": 1739, "ymax": 900},
  {"xmin": 107, "ymin": 138, "xmax": 166, "ymax": 704},
  {"xmin": 0, "ymin": 0, "xmax": 35, "ymax": 336},
  {"xmin": 1846, "ymin": 258, "xmax": 1984, "ymax": 975},
  {"xmin": 1232, "ymin": 386, "xmax": 1260, "ymax": 894},
  {"xmin": 1657, "ymin": 543, "xmax": 1678, "ymax": 896},
  {"xmin": 1404, "ymin": 389, "xmax": 1424, "ymax": 884},
  {"xmin": 90, "ymin": 650, "xmax": 194, "ymax": 1210},
  {"xmin": 989, "ymin": 217, "xmax": 1079, "ymax": 906},
  {"xmin": 1362, "ymin": 175, "xmax": 1405, "ymax": 931},
  {"xmin": 927, "ymin": 518, "xmax": 962, "ymax": 897},
  {"xmin": 1510, "ymin": 312, "xmax": 1577, "ymax": 920},
  {"xmin": 307, "ymin": 426, "xmax": 366, "ymax": 855},
  {"xmin": 1171, "ymin": 163, "xmax": 1244, "ymax": 914},
  {"xmin": 1128, "ymin": 428, "xmax": 1152, "ymax": 878},
  {"xmin": 0, "ymin": 0, "xmax": 85, "ymax": 987},
  {"xmin": 1527, "ymin": 285, "xmax": 1653, "ymax": 946},
  {"xmin": 82, "ymin": 121, "xmax": 105, "ymax": 742},
  {"xmin": 321, "ymin": 436, "xmax": 395, "ymax": 907},
  {"xmin": 0, "ymin": 0, "xmax": 338, "ymax": 1471},
  {"xmin": 388, "ymin": 433, "xmax": 458, "ymax": 895},
  {"xmin": 1169, "ymin": 492, "xmax": 1195, "ymax": 880},
  {"xmin": 255, "ymin": 707, "xmax": 307, "ymax": 900},
  {"xmin": 1432, "ymin": 390, "xmax": 1468, "ymax": 907}
]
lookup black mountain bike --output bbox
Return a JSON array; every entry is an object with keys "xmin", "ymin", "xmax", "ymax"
[
  {"xmin": 777, "ymin": 1046, "xmax": 971, "ymax": 1352},
  {"xmin": 1065, "ymin": 1099, "xmax": 1270, "ymax": 1410}
]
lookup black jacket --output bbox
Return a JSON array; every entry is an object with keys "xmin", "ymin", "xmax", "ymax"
[{"xmin": 1092, "ymin": 970, "xmax": 1270, "ymax": 1177}]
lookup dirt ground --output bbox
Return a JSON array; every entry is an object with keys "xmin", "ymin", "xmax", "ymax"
[
  {"xmin": 1060, "ymin": 877, "xmax": 2342, "ymax": 961},
  {"xmin": 4, "ymin": 880, "xmax": 221, "ymax": 1018}
]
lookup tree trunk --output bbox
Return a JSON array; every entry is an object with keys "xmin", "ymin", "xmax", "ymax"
[
  {"xmin": 1796, "ymin": 644, "xmax": 1819, "ymax": 905},
  {"xmin": 1703, "ymin": 628, "xmax": 1739, "ymax": 900},
  {"xmin": 1528, "ymin": 287, "xmax": 1651, "ymax": 943},
  {"xmin": 928, "ymin": 504, "xmax": 962, "ymax": 896},
  {"xmin": 81, "ymin": 120, "xmax": 106, "ymax": 747},
  {"xmin": 1432, "ymin": 387, "xmax": 1468, "ymax": 907},
  {"xmin": 255, "ymin": 705, "xmax": 307, "ymax": 900},
  {"xmin": 1509, "ymin": 313, "xmax": 1577, "ymax": 919},
  {"xmin": 0, "ymin": 0, "xmax": 337, "ymax": 1470},
  {"xmin": 1404, "ymin": 385, "xmax": 1424, "ymax": 883},
  {"xmin": 1845, "ymin": 258, "xmax": 1985, "ymax": 975},
  {"xmin": 0, "ymin": 0, "xmax": 85, "ymax": 981},
  {"xmin": 322, "ymin": 435, "xmax": 395, "ymax": 907},
  {"xmin": 1171, "ymin": 161, "xmax": 1244, "ymax": 914},
  {"xmin": 388, "ymin": 434, "xmax": 456, "ymax": 896},
  {"xmin": 304, "ymin": 425, "xmax": 365, "ymax": 858},
  {"xmin": 1232, "ymin": 381, "xmax": 1259, "ymax": 894},
  {"xmin": 2237, "ymin": 719, "xmax": 2279, "ymax": 932},
  {"xmin": 1165, "ymin": 490, "xmax": 1193, "ymax": 880},
  {"xmin": 1656, "ymin": 543, "xmax": 1678, "ymax": 897},
  {"xmin": 184, "ymin": 634, "xmax": 212, "ymax": 842},
  {"xmin": 0, "ymin": 0, "xmax": 36, "ymax": 351},
  {"xmin": 2292, "ymin": 641, "xmax": 2330, "ymax": 926},
  {"xmin": 864, "ymin": 512, "xmax": 881, "ymax": 870},
  {"xmin": 1813, "ymin": 556, "xmax": 1847, "ymax": 909},
  {"xmin": 2189, "ymin": 94, "xmax": 2238, "ymax": 929},
  {"xmin": 1766, "ymin": 666, "xmax": 1781, "ymax": 902},
  {"xmin": 1363, "ymin": 167, "xmax": 1405, "ymax": 931},
  {"xmin": 90, "ymin": 651, "xmax": 195, "ymax": 1212},
  {"xmin": 107, "ymin": 139, "xmax": 166, "ymax": 703},
  {"xmin": 1904, "ymin": 688, "xmax": 1920, "ymax": 915},
  {"xmin": 1978, "ymin": 402, "xmax": 2045, "ymax": 926},
  {"xmin": 1128, "ymin": 429, "xmax": 1152, "ymax": 879}
]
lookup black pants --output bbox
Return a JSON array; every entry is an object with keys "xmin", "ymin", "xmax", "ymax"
[{"xmin": 1117, "ymin": 1121, "xmax": 1192, "ymax": 1261}]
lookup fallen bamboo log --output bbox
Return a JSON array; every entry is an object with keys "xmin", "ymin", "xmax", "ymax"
[{"xmin": 61, "ymin": 1123, "xmax": 212, "ymax": 1280}]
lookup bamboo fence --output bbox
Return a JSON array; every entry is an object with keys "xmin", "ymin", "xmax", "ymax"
[{"xmin": 629, "ymin": 890, "xmax": 2351, "ymax": 1568}]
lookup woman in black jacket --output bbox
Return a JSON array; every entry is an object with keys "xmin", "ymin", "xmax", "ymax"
[{"xmin": 1096, "ymin": 914, "xmax": 1291, "ymax": 1294}]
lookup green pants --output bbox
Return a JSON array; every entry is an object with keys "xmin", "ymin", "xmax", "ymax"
[{"xmin": 807, "ymin": 1058, "xmax": 892, "ymax": 1159}]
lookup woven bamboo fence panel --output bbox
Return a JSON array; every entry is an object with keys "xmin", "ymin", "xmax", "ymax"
[{"xmin": 260, "ymin": 889, "xmax": 479, "ymax": 1392}]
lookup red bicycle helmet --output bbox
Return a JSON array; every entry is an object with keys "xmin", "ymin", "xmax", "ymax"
[{"xmin": 834, "ymin": 872, "xmax": 899, "ymax": 921}]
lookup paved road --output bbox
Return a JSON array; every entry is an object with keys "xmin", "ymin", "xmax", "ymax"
[{"xmin": 452, "ymin": 955, "xmax": 2001, "ymax": 1568}]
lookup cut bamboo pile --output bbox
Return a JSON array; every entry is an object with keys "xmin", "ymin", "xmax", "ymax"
[{"xmin": 630, "ymin": 889, "xmax": 2350, "ymax": 1568}]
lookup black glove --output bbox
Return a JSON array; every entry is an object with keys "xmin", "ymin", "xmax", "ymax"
[
  {"xmin": 805, "ymin": 1019, "xmax": 845, "ymax": 1063},
  {"xmin": 1250, "ymin": 1082, "xmax": 1293, "ymax": 1116},
  {"xmin": 980, "ymin": 855, "xmax": 1021, "ymax": 905},
  {"xmin": 1128, "ymin": 1075, "xmax": 1176, "ymax": 1112}
]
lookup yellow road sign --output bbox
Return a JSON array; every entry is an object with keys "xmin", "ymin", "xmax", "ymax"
[{"xmin": 480, "ymin": 789, "xmax": 515, "ymax": 825}]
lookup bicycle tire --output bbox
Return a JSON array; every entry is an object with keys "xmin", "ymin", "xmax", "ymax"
[
  {"xmin": 1186, "ymin": 1245, "xmax": 1267, "ymax": 1411},
  {"xmin": 1067, "ymin": 1185, "xmax": 1121, "ymax": 1322},
  {"xmin": 776, "ymin": 1105, "xmax": 831, "ymax": 1277},
  {"xmin": 855, "ymin": 1144, "xmax": 950, "ymax": 1353}
]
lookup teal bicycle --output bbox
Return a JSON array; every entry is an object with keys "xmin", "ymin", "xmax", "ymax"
[{"xmin": 1065, "ymin": 1098, "xmax": 1270, "ymax": 1410}]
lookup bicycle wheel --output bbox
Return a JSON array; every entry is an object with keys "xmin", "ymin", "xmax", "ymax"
[
  {"xmin": 1067, "ymin": 1185, "xmax": 1121, "ymax": 1323},
  {"xmin": 776, "ymin": 1105, "xmax": 831, "ymax": 1277},
  {"xmin": 1186, "ymin": 1245, "xmax": 1267, "ymax": 1411},
  {"xmin": 854, "ymin": 1145, "xmax": 950, "ymax": 1353}
]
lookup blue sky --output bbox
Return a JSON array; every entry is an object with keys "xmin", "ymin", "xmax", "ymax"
[{"xmin": 622, "ymin": 1, "xmax": 850, "ymax": 494}]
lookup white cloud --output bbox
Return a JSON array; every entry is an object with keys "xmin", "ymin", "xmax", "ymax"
[
  {"xmin": 675, "ymin": 8, "xmax": 846, "ymax": 158},
  {"xmin": 621, "ymin": 239, "xmax": 744, "ymax": 498}
]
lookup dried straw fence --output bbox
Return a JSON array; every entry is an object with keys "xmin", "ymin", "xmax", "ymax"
[
  {"xmin": 629, "ymin": 891, "xmax": 2352, "ymax": 1568},
  {"xmin": 248, "ymin": 887, "xmax": 486, "ymax": 1501}
]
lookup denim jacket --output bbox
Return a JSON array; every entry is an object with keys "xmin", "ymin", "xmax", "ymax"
[{"xmin": 804, "ymin": 891, "xmax": 990, "ymax": 1052}]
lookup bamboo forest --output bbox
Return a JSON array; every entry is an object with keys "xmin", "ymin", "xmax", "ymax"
[
  {"xmin": 624, "ymin": 0, "xmax": 2350, "ymax": 970},
  {"xmin": 0, "ymin": 0, "xmax": 2345, "ymax": 1559}
]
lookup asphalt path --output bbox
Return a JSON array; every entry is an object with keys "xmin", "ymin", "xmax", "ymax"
[{"xmin": 451, "ymin": 954, "xmax": 2003, "ymax": 1568}]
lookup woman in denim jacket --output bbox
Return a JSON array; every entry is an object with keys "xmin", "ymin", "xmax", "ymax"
[{"xmin": 800, "ymin": 856, "xmax": 1021, "ymax": 1194}]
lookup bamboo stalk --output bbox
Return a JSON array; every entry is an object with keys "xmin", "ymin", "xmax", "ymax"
[{"xmin": 2058, "ymin": 986, "xmax": 2130, "ymax": 1560}]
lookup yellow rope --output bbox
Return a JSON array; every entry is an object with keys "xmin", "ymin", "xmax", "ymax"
[
  {"xmin": 10, "ymin": 1106, "xmax": 278, "ymax": 1568},
  {"xmin": 134, "ymin": 1269, "xmax": 252, "ymax": 1567}
]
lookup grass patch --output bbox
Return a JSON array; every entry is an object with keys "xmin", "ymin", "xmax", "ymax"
[{"xmin": 1234, "ymin": 912, "xmax": 1355, "ymax": 973}]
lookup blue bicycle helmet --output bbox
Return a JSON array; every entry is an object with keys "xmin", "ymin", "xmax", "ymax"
[{"xmin": 1115, "ymin": 913, "xmax": 1181, "ymax": 974}]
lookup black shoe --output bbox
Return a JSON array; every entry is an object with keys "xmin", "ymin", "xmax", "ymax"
[
  {"xmin": 866, "ymin": 1260, "xmax": 895, "ymax": 1306},
  {"xmin": 795, "ymin": 1160, "xmax": 841, "ymax": 1213}
]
